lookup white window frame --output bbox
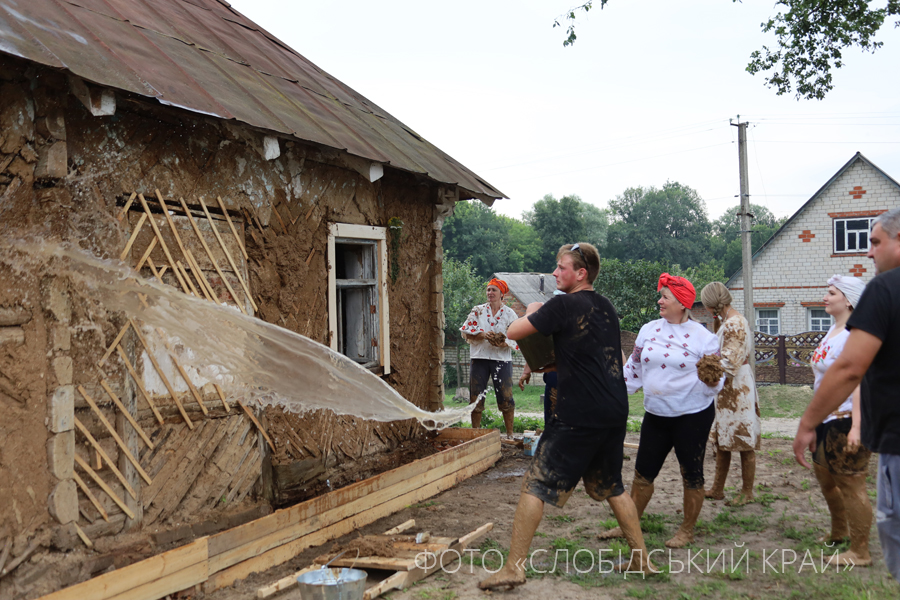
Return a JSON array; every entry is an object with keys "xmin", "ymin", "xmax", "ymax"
[
  {"xmin": 807, "ymin": 308, "xmax": 833, "ymax": 332},
  {"xmin": 833, "ymin": 217, "xmax": 875, "ymax": 254},
  {"xmin": 327, "ymin": 223, "xmax": 390, "ymax": 374},
  {"xmin": 755, "ymin": 308, "xmax": 780, "ymax": 335}
]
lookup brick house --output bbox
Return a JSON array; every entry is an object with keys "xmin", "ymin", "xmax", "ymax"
[{"xmin": 727, "ymin": 152, "xmax": 899, "ymax": 335}]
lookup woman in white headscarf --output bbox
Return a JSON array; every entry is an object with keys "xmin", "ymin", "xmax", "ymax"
[
  {"xmin": 807, "ymin": 274, "xmax": 872, "ymax": 567},
  {"xmin": 700, "ymin": 282, "xmax": 760, "ymax": 506}
]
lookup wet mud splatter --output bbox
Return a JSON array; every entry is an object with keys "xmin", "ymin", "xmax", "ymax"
[{"xmin": 697, "ymin": 354, "xmax": 724, "ymax": 385}]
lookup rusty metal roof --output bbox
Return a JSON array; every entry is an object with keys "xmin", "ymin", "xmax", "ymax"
[{"xmin": 0, "ymin": 0, "xmax": 505, "ymax": 201}]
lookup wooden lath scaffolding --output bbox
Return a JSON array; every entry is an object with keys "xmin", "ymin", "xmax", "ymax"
[{"xmin": 71, "ymin": 190, "xmax": 273, "ymax": 542}]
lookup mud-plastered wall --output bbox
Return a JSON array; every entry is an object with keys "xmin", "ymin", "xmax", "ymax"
[{"xmin": 0, "ymin": 53, "xmax": 447, "ymax": 556}]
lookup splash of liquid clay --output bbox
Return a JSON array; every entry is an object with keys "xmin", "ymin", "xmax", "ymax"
[{"xmin": 2, "ymin": 239, "xmax": 473, "ymax": 429}]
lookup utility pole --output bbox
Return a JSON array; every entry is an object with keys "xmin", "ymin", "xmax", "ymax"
[{"xmin": 731, "ymin": 117, "xmax": 755, "ymax": 369}]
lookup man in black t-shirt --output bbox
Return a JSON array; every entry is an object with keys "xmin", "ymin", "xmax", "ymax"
[
  {"xmin": 479, "ymin": 243, "xmax": 655, "ymax": 591},
  {"xmin": 794, "ymin": 207, "xmax": 900, "ymax": 578}
]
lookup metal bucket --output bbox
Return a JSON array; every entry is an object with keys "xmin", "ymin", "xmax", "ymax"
[{"xmin": 296, "ymin": 567, "xmax": 367, "ymax": 600}]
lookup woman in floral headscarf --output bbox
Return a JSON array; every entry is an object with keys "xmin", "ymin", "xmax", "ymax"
[
  {"xmin": 807, "ymin": 274, "xmax": 871, "ymax": 567},
  {"xmin": 600, "ymin": 273, "xmax": 724, "ymax": 549},
  {"xmin": 460, "ymin": 278, "xmax": 518, "ymax": 437}
]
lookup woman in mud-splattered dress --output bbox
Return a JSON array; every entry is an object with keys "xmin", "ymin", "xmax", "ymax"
[
  {"xmin": 807, "ymin": 274, "xmax": 872, "ymax": 567},
  {"xmin": 700, "ymin": 282, "xmax": 761, "ymax": 506}
]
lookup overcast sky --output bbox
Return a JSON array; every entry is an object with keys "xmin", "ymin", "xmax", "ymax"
[{"xmin": 229, "ymin": 0, "xmax": 900, "ymax": 222}]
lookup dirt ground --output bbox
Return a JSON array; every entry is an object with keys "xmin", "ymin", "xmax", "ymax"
[{"xmin": 206, "ymin": 433, "xmax": 900, "ymax": 600}]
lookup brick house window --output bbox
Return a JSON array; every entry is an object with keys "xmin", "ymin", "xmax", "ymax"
[
  {"xmin": 328, "ymin": 224, "xmax": 391, "ymax": 373},
  {"xmin": 755, "ymin": 309, "xmax": 780, "ymax": 335},
  {"xmin": 834, "ymin": 217, "xmax": 875, "ymax": 253},
  {"xmin": 808, "ymin": 308, "xmax": 833, "ymax": 332}
]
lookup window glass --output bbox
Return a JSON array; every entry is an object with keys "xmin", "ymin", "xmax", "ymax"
[
  {"xmin": 755, "ymin": 308, "xmax": 780, "ymax": 335},
  {"xmin": 809, "ymin": 308, "xmax": 833, "ymax": 332}
]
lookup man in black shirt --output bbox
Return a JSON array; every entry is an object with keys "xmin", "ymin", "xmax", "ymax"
[
  {"xmin": 794, "ymin": 207, "xmax": 900, "ymax": 577},
  {"xmin": 479, "ymin": 243, "xmax": 655, "ymax": 591}
]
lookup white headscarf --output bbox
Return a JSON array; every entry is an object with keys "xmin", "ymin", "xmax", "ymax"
[{"xmin": 827, "ymin": 274, "xmax": 867, "ymax": 308}]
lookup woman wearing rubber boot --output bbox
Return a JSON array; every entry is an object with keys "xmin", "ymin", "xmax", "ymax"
[
  {"xmin": 599, "ymin": 273, "xmax": 723, "ymax": 549},
  {"xmin": 460, "ymin": 278, "xmax": 518, "ymax": 438},
  {"xmin": 700, "ymin": 282, "xmax": 761, "ymax": 506},
  {"xmin": 808, "ymin": 274, "xmax": 872, "ymax": 567}
]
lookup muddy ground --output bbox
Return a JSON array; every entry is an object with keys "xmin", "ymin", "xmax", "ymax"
[{"xmin": 207, "ymin": 433, "xmax": 900, "ymax": 600}]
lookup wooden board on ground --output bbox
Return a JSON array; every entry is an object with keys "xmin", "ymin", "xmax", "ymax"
[
  {"xmin": 37, "ymin": 429, "xmax": 500, "ymax": 600},
  {"xmin": 256, "ymin": 522, "xmax": 493, "ymax": 600}
]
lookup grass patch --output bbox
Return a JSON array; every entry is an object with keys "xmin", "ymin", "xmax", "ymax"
[
  {"xmin": 697, "ymin": 509, "xmax": 767, "ymax": 538},
  {"xmin": 758, "ymin": 385, "xmax": 812, "ymax": 419},
  {"xmin": 547, "ymin": 514, "xmax": 576, "ymax": 524},
  {"xmin": 409, "ymin": 501, "xmax": 439, "ymax": 509}
]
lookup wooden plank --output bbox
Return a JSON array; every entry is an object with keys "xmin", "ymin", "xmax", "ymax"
[
  {"xmin": 256, "ymin": 565, "xmax": 319, "ymax": 600},
  {"xmin": 105, "ymin": 561, "xmax": 207, "ymax": 600},
  {"xmin": 216, "ymin": 196, "xmax": 248, "ymax": 260},
  {"xmin": 433, "ymin": 429, "xmax": 493, "ymax": 442},
  {"xmin": 116, "ymin": 192, "xmax": 137, "ymax": 221},
  {"xmin": 134, "ymin": 236, "xmax": 158, "ymax": 271},
  {"xmin": 115, "ymin": 346, "xmax": 164, "ymax": 425},
  {"xmin": 183, "ymin": 246, "xmax": 219, "ymax": 305},
  {"xmin": 38, "ymin": 538, "xmax": 207, "ymax": 600},
  {"xmin": 77, "ymin": 386, "xmax": 152, "ymax": 485},
  {"xmin": 98, "ymin": 379, "xmax": 154, "ymax": 449},
  {"xmin": 73, "ymin": 523, "xmax": 93, "ymax": 549},
  {"xmin": 383, "ymin": 519, "xmax": 415, "ymax": 535},
  {"xmin": 198, "ymin": 196, "xmax": 258, "ymax": 313},
  {"xmin": 119, "ymin": 212, "xmax": 147, "ymax": 261},
  {"xmin": 176, "ymin": 196, "xmax": 246, "ymax": 315},
  {"xmin": 363, "ymin": 571, "xmax": 408, "ymax": 600},
  {"xmin": 176, "ymin": 261, "xmax": 201, "ymax": 297},
  {"xmin": 204, "ymin": 453, "xmax": 498, "ymax": 592},
  {"xmin": 73, "ymin": 471, "xmax": 110, "ymax": 522},
  {"xmin": 208, "ymin": 430, "xmax": 498, "ymax": 557},
  {"xmin": 74, "ymin": 455, "xmax": 135, "ymax": 520},
  {"xmin": 158, "ymin": 336, "xmax": 208, "ymax": 416},
  {"xmin": 326, "ymin": 556, "xmax": 415, "ymax": 571},
  {"xmin": 137, "ymin": 193, "xmax": 191, "ymax": 294},
  {"xmin": 213, "ymin": 385, "xmax": 231, "ymax": 413},
  {"xmin": 73, "ymin": 417, "xmax": 137, "ymax": 501},
  {"xmin": 142, "ymin": 421, "xmax": 213, "ymax": 510},
  {"xmin": 207, "ymin": 441, "xmax": 498, "ymax": 575},
  {"xmin": 237, "ymin": 401, "xmax": 273, "ymax": 450},
  {"xmin": 98, "ymin": 321, "xmax": 130, "ymax": 368},
  {"xmin": 128, "ymin": 318, "xmax": 193, "ymax": 429}
]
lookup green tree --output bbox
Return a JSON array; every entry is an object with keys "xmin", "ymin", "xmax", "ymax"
[
  {"xmin": 442, "ymin": 201, "xmax": 544, "ymax": 279},
  {"xmin": 606, "ymin": 182, "xmax": 712, "ymax": 269},
  {"xmin": 711, "ymin": 204, "xmax": 787, "ymax": 277},
  {"xmin": 442, "ymin": 255, "xmax": 487, "ymax": 390},
  {"xmin": 524, "ymin": 194, "xmax": 608, "ymax": 272},
  {"xmin": 594, "ymin": 258, "xmax": 671, "ymax": 332},
  {"xmin": 554, "ymin": 0, "xmax": 900, "ymax": 100}
]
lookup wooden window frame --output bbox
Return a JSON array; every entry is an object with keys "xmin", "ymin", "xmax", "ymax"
[
  {"xmin": 327, "ymin": 223, "xmax": 390, "ymax": 375},
  {"xmin": 808, "ymin": 308, "xmax": 833, "ymax": 332},
  {"xmin": 833, "ymin": 216, "xmax": 875, "ymax": 254}
]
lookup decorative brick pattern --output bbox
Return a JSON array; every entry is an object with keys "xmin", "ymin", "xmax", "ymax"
[
  {"xmin": 800, "ymin": 301, "xmax": 825, "ymax": 307},
  {"xmin": 728, "ymin": 158, "xmax": 900, "ymax": 334},
  {"xmin": 798, "ymin": 230, "xmax": 815, "ymax": 242},
  {"xmin": 849, "ymin": 186, "xmax": 867, "ymax": 199}
]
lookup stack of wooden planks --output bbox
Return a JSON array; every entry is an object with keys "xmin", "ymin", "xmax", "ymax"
[{"xmin": 38, "ymin": 428, "xmax": 500, "ymax": 600}]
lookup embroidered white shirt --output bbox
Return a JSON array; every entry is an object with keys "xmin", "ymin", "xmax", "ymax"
[
  {"xmin": 811, "ymin": 325, "xmax": 853, "ymax": 423},
  {"xmin": 460, "ymin": 302, "xmax": 519, "ymax": 361},
  {"xmin": 625, "ymin": 318, "xmax": 723, "ymax": 417}
]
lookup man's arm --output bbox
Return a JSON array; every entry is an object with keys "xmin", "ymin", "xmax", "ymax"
[
  {"xmin": 793, "ymin": 328, "xmax": 882, "ymax": 467},
  {"xmin": 507, "ymin": 316, "xmax": 538, "ymax": 341}
]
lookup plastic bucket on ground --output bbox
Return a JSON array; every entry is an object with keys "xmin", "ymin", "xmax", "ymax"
[{"xmin": 296, "ymin": 567, "xmax": 367, "ymax": 600}]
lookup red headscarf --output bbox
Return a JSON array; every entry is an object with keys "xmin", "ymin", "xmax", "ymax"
[
  {"xmin": 487, "ymin": 278, "xmax": 509, "ymax": 295},
  {"xmin": 657, "ymin": 273, "xmax": 695, "ymax": 309}
]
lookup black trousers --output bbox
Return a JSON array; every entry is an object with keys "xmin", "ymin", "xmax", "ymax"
[{"xmin": 634, "ymin": 402, "xmax": 715, "ymax": 490}]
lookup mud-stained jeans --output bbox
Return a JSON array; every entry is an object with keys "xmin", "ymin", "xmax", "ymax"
[{"xmin": 877, "ymin": 453, "xmax": 900, "ymax": 580}]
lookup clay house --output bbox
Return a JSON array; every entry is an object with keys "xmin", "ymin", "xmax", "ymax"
[
  {"xmin": 727, "ymin": 152, "xmax": 899, "ymax": 335},
  {"xmin": 0, "ymin": 0, "xmax": 503, "ymax": 595}
]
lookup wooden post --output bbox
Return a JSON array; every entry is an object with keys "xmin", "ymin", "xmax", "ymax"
[
  {"xmin": 777, "ymin": 335, "xmax": 787, "ymax": 385},
  {"xmin": 118, "ymin": 332, "xmax": 143, "ymax": 529}
]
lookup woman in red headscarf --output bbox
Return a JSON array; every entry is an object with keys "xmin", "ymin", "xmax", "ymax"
[
  {"xmin": 600, "ymin": 273, "xmax": 723, "ymax": 549},
  {"xmin": 460, "ymin": 278, "xmax": 519, "ymax": 437}
]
